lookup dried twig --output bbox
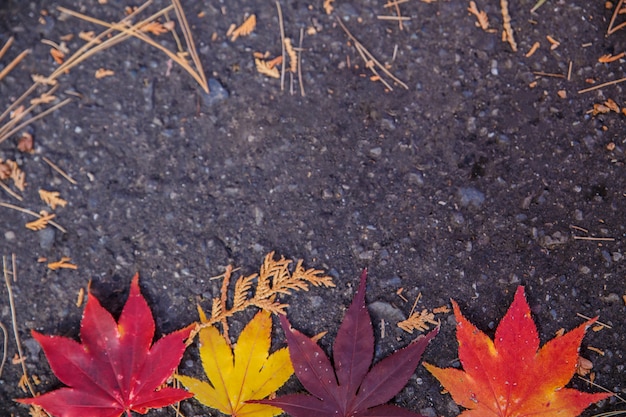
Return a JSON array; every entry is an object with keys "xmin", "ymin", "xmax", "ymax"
[
  {"xmin": 276, "ymin": 1, "xmax": 287, "ymax": 91},
  {"xmin": 608, "ymin": 0, "xmax": 626, "ymax": 35},
  {"xmin": 42, "ymin": 156, "xmax": 77, "ymax": 184}
]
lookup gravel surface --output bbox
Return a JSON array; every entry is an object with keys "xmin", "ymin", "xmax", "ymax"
[{"xmin": 1, "ymin": 0, "xmax": 625, "ymax": 416}]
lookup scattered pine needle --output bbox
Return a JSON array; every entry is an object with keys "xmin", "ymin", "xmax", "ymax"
[
  {"xmin": 577, "ymin": 313, "xmax": 612, "ymax": 329},
  {"xmin": 0, "ymin": 202, "xmax": 67, "ymax": 233},
  {"xmin": 336, "ymin": 17, "xmax": 408, "ymax": 90},
  {"xmin": 598, "ymin": 52, "xmax": 625, "ymax": 63},
  {"xmin": 607, "ymin": 0, "xmax": 626, "ymax": 35},
  {"xmin": 578, "ymin": 76, "xmax": 626, "ymax": 94},
  {"xmin": 42, "ymin": 156, "xmax": 77, "ymax": 184}
]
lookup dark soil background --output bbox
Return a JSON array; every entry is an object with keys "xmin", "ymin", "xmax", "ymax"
[{"xmin": 1, "ymin": 0, "xmax": 625, "ymax": 416}]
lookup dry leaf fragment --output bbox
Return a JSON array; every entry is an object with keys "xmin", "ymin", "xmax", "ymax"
[
  {"xmin": 230, "ymin": 15, "xmax": 256, "ymax": 41},
  {"xmin": 78, "ymin": 31, "xmax": 101, "ymax": 44},
  {"xmin": 47, "ymin": 256, "xmax": 77, "ymax": 271},
  {"xmin": 76, "ymin": 287, "xmax": 85, "ymax": 307},
  {"xmin": 324, "ymin": 0, "xmax": 335, "ymax": 14},
  {"xmin": 39, "ymin": 189, "xmax": 68, "ymax": 209},
  {"xmin": 50, "ymin": 48, "xmax": 65, "ymax": 64},
  {"xmin": 605, "ymin": 98, "xmax": 620, "ymax": 112},
  {"xmin": 30, "ymin": 92, "xmax": 57, "ymax": 106},
  {"xmin": 546, "ymin": 35, "xmax": 560, "ymax": 50},
  {"xmin": 525, "ymin": 41, "xmax": 540, "ymax": 57},
  {"xmin": 255, "ymin": 58, "xmax": 280, "ymax": 78},
  {"xmin": 31, "ymin": 74, "xmax": 57, "ymax": 85},
  {"xmin": 26, "ymin": 211, "xmax": 55, "ymax": 231},
  {"xmin": 432, "ymin": 305, "xmax": 451, "ymax": 314},
  {"xmin": 599, "ymin": 52, "xmax": 625, "ymax": 63},
  {"xmin": 140, "ymin": 21, "xmax": 170, "ymax": 36},
  {"xmin": 95, "ymin": 68, "xmax": 115, "ymax": 79},
  {"xmin": 17, "ymin": 132, "xmax": 34, "ymax": 153},
  {"xmin": 1, "ymin": 160, "xmax": 26, "ymax": 191},
  {"xmin": 468, "ymin": 1, "xmax": 490, "ymax": 31},
  {"xmin": 10, "ymin": 105, "xmax": 25, "ymax": 120},
  {"xmin": 576, "ymin": 356, "xmax": 593, "ymax": 376}
]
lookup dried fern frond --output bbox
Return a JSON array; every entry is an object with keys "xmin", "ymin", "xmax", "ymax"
[
  {"xmin": 398, "ymin": 309, "xmax": 439, "ymax": 334},
  {"xmin": 189, "ymin": 252, "xmax": 334, "ymax": 342}
]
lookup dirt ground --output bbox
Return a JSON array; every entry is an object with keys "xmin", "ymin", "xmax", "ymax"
[{"xmin": 0, "ymin": 0, "xmax": 625, "ymax": 416}]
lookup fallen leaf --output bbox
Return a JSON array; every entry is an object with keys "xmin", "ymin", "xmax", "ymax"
[
  {"xmin": 256, "ymin": 270, "xmax": 438, "ymax": 417},
  {"xmin": 177, "ymin": 310, "xmax": 293, "ymax": 416},
  {"xmin": 16, "ymin": 274, "xmax": 193, "ymax": 417},
  {"xmin": 255, "ymin": 58, "xmax": 280, "ymax": 78},
  {"xmin": 424, "ymin": 286, "xmax": 612, "ymax": 417}
]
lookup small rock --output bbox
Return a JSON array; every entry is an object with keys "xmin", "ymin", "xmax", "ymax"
[
  {"xmin": 38, "ymin": 228, "xmax": 55, "ymax": 250},
  {"xmin": 368, "ymin": 301, "xmax": 406, "ymax": 324},
  {"xmin": 369, "ymin": 147, "xmax": 382, "ymax": 158},
  {"xmin": 201, "ymin": 78, "xmax": 229, "ymax": 107},
  {"xmin": 457, "ymin": 187, "xmax": 485, "ymax": 208}
]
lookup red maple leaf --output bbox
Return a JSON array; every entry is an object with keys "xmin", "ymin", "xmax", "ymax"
[
  {"xmin": 255, "ymin": 270, "xmax": 438, "ymax": 417},
  {"xmin": 424, "ymin": 286, "xmax": 612, "ymax": 417},
  {"xmin": 17, "ymin": 273, "xmax": 193, "ymax": 417}
]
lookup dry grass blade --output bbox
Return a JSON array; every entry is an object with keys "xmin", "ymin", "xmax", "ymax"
[
  {"xmin": 0, "ymin": 320, "xmax": 7, "ymax": 378},
  {"xmin": 336, "ymin": 17, "xmax": 408, "ymax": 90}
]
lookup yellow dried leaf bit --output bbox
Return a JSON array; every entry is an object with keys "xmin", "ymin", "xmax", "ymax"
[
  {"xmin": 47, "ymin": 256, "xmax": 77, "ymax": 271},
  {"xmin": 39, "ymin": 189, "xmax": 68, "ymax": 210},
  {"xmin": 398, "ymin": 309, "xmax": 440, "ymax": 333}
]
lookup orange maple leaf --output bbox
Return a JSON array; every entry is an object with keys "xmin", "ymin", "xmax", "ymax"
[{"xmin": 424, "ymin": 286, "xmax": 612, "ymax": 417}]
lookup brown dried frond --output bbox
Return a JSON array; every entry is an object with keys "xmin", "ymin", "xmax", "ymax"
[
  {"xmin": 1, "ymin": 160, "xmax": 26, "ymax": 191},
  {"xmin": 255, "ymin": 58, "xmax": 281, "ymax": 78},
  {"xmin": 468, "ymin": 1, "xmax": 490, "ymax": 31},
  {"xmin": 47, "ymin": 256, "xmax": 77, "ymax": 271},
  {"xmin": 140, "ymin": 21, "xmax": 170, "ymax": 36},
  {"xmin": 398, "ymin": 309, "xmax": 439, "ymax": 333},
  {"xmin": 25, "ymin": 211, "xmax": 55, "ymax": 231},
  {"xmin": 39, "ymin": 189, "xmax": 68, "ymax": 210},
  {"xmin": 192, "ymin": 252, "xmax": 334, "ymax": 341},
  {"xmin": 230, "ymin": 15, "xmax": 256, "ymax": 41},
  {"xmin": 30, "ymin": 92, "xmax": 57, "ymax": 106},
  {"xmin": 232, "ymin": 274, "xmax": 257, "ymax": 311}
]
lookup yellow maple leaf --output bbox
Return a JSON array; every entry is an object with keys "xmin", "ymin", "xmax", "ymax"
[{"xmin": 177, "ymin": 309, "xmax": 293, "ymax": 417}]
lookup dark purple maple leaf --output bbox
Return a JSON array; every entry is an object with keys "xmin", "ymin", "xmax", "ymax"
[{"xmin": 255, "ymin": 270, "xmax": 438, "ymax": 417}]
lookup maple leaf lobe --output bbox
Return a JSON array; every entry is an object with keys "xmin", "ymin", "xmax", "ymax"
[
  {"xmin": 16, "ymin": 273, "xmax": 192, "ymax": 417},
  {"xmin": 425, "ymin": 285, "xmax": 612, "ymax": 417}
]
